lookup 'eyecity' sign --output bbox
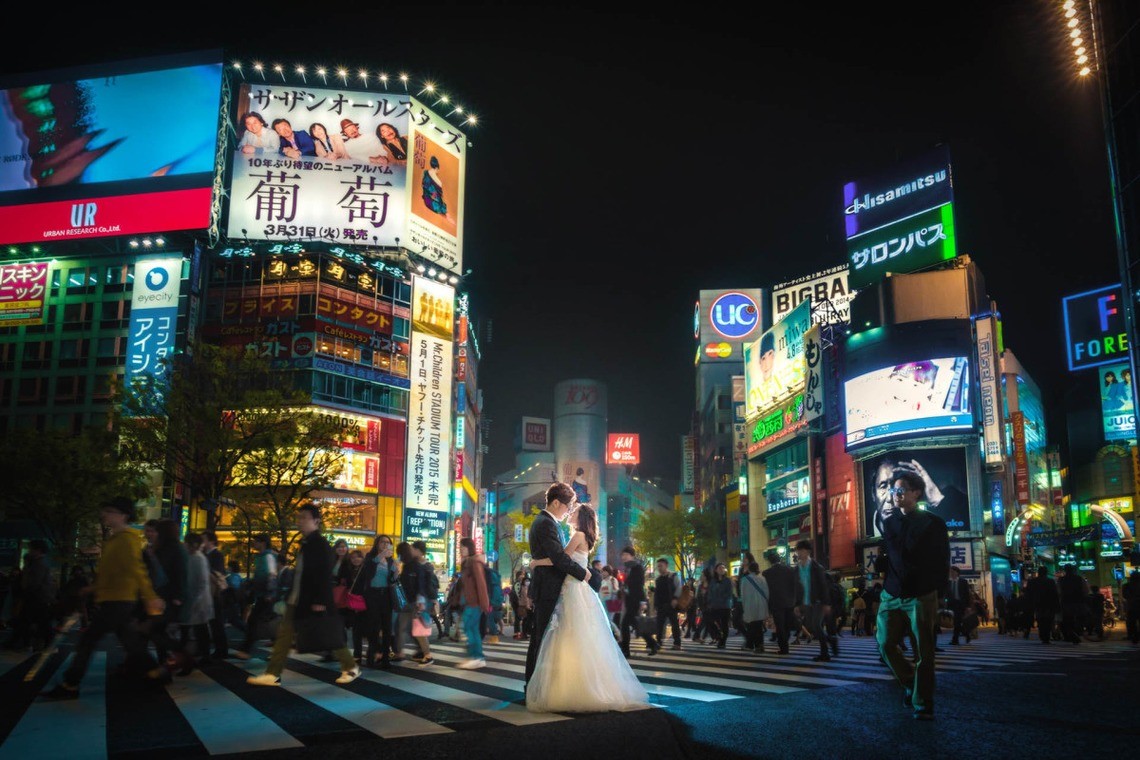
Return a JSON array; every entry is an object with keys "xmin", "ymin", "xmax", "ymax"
[{"xmin": 1063, "ymin": 284, "xmax": 1130, "ymax": 372}]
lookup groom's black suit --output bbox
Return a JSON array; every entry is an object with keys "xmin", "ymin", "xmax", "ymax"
[{"xmin": 524, "ymin": 509, "xmax": 588, "ymax": 690}]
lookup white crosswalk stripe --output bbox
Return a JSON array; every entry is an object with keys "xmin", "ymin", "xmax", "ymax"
[{"xmin": 0, "ymin": 627, "xmax": 1132, "ymax": 755}]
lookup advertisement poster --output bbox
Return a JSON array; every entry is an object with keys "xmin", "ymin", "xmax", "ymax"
[
  {"xmin": 403, "ymin": 276, "xmax": 455, "ymax": 554},
  {"xmin": 845, "ymin": 357, "xmax": 972, "ymax": 447},
  {"xmin": 842, "ymin": 144, "xmax": 954, "ymax": 240},
  {"xmin": 744, "ymin": 300, "xmax": 810, "ymax": 419},
  {"xmin": 125, "ymin": 256, "xmax": 183, "ymax": 394},
  {"xmin": 1099, "ymin": 363, "xmax": 1136, "ymax": 441},
  {"xmin": 847, "ymin": 202, "xmax": 958, "ymax": 291},
  {"xmin": 520, "ymin": 416, "xmax": 552, "ymax": 452},
  {"xmin": 227, "ymin": 85, "xmax": 463, "ymax": 274},
  {"xmin": 0, "ymin": 55, "xmax": 222, "ymax": 245},
  {"xmin": 863, "ymin": 446, "xmax": 971, "ymax": 538},
  {"xmin": 606, "ymin": 434, "xmax": 640, "ymax": 465},
  {"xmin": 976, "ymin": 316, "xmax": 1004, "ymax": 465},
  {"xmin": 0, "ymin": 261, "xmax": 48, "ymax": 326},
  {"xmin": 771, "ymin": 265, "xmax": 853, "ymax": 326},
  {"xmin": 561, "ymin": 460, "xmax": 600, "ymax": 506}
]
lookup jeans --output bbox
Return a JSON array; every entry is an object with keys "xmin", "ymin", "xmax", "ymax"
[
  {"xmin": 877, "ymin": 589, "xmax": 938, "ymax": 712},
  {"xmin": 489, "ymin": 608, "xmax": 503, "ymax": 635},
  {"xmin": 463, "ymin": 607, "xmax": 484, "ymax": 659}
]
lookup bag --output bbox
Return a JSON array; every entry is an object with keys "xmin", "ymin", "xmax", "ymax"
[
  {"xmin": 346, "ymin": 592, "xmax": 367, "ymax": 612},
  {"xmin": 332, "ymin": 584, "xmax": 350, "ymax": 609},
  {"xmin": 677, "ymin": 583, "xmax": 694, "ymax": 610},
  {"xmin": 211, "ymin": 570, "xmax": 228, "ymax": 594},
  {"xmin": 938, "ymin": 609, "xmax": 954, "ymax": 628},
  {"xmin": 336, "ymin": 565, "xmax": 364, "ymax": 610},
  {"xmin": 606, "ymin": 598, "xmax": 624, "ymax": 614},
  {"xmin": 393, "ymin": 582, "xmax": 409, "ymax": 612},
  {"xmin": 636, "ymin": 614, "xmax": 657, "ymax": 637},
  {"xmin": 411, "ymin": 612, "xmax": 433, "ymax": 638},
  {"xmin": 294, "ymin": 613, "xmax": 346, "ymax": 653}
]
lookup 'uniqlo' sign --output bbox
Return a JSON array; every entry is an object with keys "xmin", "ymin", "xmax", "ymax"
[{"xmin": 607, "ymin": 434, "xmax": 641, "ymax": 465}]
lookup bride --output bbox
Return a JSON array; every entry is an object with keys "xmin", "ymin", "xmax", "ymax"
[{"xmin": 526, "ymin": 503, "xmax": 650, "ymax": 713}]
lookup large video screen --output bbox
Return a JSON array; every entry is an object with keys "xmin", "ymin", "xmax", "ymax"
[
  {"xmin": 0, "ymin": 54, "xmax": 222, "ymax": 244},
  {"xmin": 845, "ymin": 357, "xmax": 972, "ymax": 447}
]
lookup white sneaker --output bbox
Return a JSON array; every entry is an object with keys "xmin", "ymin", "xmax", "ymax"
[
  {"xmin": 246, "ymin": 673, "xmax": 281, "ymax": 686},
  {"xmin": 456, "ymin": 658, "xmax": 486, "ymax": 670},
  {"xmin": 335, "ymin": 666, "xmax": 361, "ymax": 685}
]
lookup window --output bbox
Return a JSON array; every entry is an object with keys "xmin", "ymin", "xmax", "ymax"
[
  {"xmin": 104, "ymin": 265, "xmax": 130, "ymax": 293},
  {"xmin": 17, "ymin": 377, "xmax": 45, "ymax": 404},
  {"xmin": 101, "ymin": 299, "xmax": 130, "ymax": 329},
  {"xmin": 62, "ymin": 302, "xmax": 87, "ymax": 331},
  {"xmin": 92, "ymin": 373, "xmax": 116, "ymax": 401},
  {"xmin": 54, "ymin": 375, "xmax": 87, "ymax": 403},
  {"xmin": 22, "ymin": 341, "xmax": 52, "ymax": 369},
  {"xmin": 58, "ymin": 338, "xmax": 90, "ymax": 368},
  {"xmin": 393, "ymin": 316, "xmax": 410, "ymax": 341}
]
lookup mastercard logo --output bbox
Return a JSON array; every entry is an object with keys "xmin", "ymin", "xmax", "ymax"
[{"xmin": 705, "ymin": 342, "xmax": 732, "ymax": 359}]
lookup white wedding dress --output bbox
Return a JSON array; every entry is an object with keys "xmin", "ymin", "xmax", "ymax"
[{"xmin": 526, "ymin": 550, "xmax": 651, "ymax": 713}]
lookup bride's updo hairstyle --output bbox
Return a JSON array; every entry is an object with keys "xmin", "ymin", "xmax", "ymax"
[{"xmin": 576, "ymin": 503, "xmax": 598, "ymax": 549}]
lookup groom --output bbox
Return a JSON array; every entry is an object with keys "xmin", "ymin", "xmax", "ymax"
[{"xmin": 524, "ymin": 482, "xmax": 589, "ymax": 693}]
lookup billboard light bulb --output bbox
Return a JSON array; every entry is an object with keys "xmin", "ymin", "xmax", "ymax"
[
  {"xmin": 1078, "ymin": 54, "xmax": 1088, "ymax": 64},
  {"xmin": 1080, "ymin": 66, "xmax": 1091, "ymax": 76},
  {"xmin": 1067, "ymin": 17, "xmax": 1078, "ymax": 28}
]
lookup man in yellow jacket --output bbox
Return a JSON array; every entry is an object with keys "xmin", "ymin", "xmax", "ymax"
[{"xmin": 43, "ymin": 496, "xmax": 167, "ymax": 699}]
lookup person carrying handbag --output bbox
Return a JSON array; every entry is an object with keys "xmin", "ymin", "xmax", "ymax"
[
  {"xmin": 246, "ymin": 505, "xmax": 360, "ymax": 687},
  {"xmin": 740, "ymin": 561, "xmax": 771, "ymax": 652},
  {"xmin": 352, "ymin": 535, "xmax": 396, "ymax": 668}
]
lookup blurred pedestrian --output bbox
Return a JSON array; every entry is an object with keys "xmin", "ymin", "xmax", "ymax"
[
  {"xmin": 457, "ymin": 538, "xmax": 491, "ymax": 669},
  {"xmin": 42, "ymin": 497, "xmax": 167, "ymax": 699},
  {"xmin": 234, "ymin": 534, "xmax": 278, "ymax": 660},
  {"xmin": 794, "ymin": 540, "xmax": 836, "ymax": 662},
  {"xmin": 704, "ymin": 562, "xmax": 734, "ymax": 650},
  {"xmin": 201, "ymin": 531, "xmax": 230, "ymax": 659},
  {"xmin": 9, "ymin": 540, "xmax": 54, "ymax": 652},
  {"xmin": 1058, "ymin": 564, "xmax": 1089, "ymax": 645},
  {"xmin": 740, "ymin": 561, "xmax": 769, "ymax": 652},
  {"xmin": 178, "ymin": 532, "xmax": 214, "ymax": 674},
  {"xmin": 1025, "ymin": 566, "xmax": 1060, "ymax": 644},
  {"xmin": 653, "ymin": 558, "xmax": 683, "ymax": 650},
  {"xmin": 762, "ymin": 548, "xmax": 798, "ymax": 654},
  {"xmin": 247, "ymin": 504, "xmax": 359, "ymax": 687}
]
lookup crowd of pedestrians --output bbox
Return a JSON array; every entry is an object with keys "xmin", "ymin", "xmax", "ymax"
[{"xmin": 3, "ymin": 493, "xmax": 1138, "ymax": 706}]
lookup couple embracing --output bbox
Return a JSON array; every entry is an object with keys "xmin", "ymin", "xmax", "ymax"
[{"xmin": 523, "ymin": 482, "xmax": 649, "ymax": 713}]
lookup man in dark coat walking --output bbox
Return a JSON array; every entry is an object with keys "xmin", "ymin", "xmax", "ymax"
[
  {"xmin": 247, "ymin": 504, "xmax": 360, "ymax": 686},
  {"xmin": 762, "ymin": 548, "xmax": 800, "ymax": 655}
]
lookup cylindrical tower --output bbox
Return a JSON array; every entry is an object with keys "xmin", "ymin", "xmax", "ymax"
[{"xmin": 553, "ymin": 379, "xmax": 609, "ymax": 563}]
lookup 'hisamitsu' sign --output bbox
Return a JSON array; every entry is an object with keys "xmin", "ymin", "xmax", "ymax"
[{"xmin": 1063, "ymin": 284, "xmax": 1129, "ymax": 372}]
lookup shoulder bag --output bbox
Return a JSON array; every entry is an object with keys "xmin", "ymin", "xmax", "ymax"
[
  {"xmin": 393, "ymin": 578, "xmax": 410, "ymax": 612},
  {"xmin": 344, "ymin": 565, "xmax": 367, "ymax": 612}
]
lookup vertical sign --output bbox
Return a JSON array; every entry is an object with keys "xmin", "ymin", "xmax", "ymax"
[
  {"xmin": 732, "ymin": 376, "xmax": 747, "ymax": 470},
  {"xmin": 403, "ymin": 275, "xmax": 455, "ymax": 564},
  {"xmin": 1011, "ymin": 412, "xmax": 1029, "ymax": 507},
  {"xmin": 682, "ymin": 434, "xmax": 696, "ymax": 496},
  {"xmin": 991, "ymin": 478, "xmax": 1005, "ymax": 536},
  {"xmin": 803, "ymin": 325, "xmax": 823, "ymax": 424},
  {"xmin": 126, "ymin": 257, "xmax": 183, "ymax": 397},
  {"xmin": 0, "ymin": 262, "xmax": 49, "ymax": 326},
  {"xmin": 976, "ymin": 316, "xmax": 1004, "ymax": 466}
]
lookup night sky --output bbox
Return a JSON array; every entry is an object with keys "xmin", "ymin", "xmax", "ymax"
[{"xmin": 1, "ymin": 3, "xmax": 1119, "ymax": 481}]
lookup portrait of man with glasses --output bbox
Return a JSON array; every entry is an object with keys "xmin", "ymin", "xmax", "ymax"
[{"xmin": 866, "ymin": 449, "xmax": 969, "ymax": 538}]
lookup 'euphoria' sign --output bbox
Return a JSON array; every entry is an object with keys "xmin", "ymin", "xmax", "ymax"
[{"xmin": 1063, "ymin": 284, "xmax": 1130, "ymax": 372}]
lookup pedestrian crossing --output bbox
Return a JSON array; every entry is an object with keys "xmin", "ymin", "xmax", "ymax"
[{"xmin": 0, "ymin": 628, "xmax": 1133, "ymax": 758}]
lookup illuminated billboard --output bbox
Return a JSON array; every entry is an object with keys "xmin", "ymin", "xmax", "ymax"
[
  {"xmin": 1062, "ymin": 284, "xmax": 1129, "ymax": 371},
  {"xmin": 696, "ymin": 289, "xmax": 765, "ymax": 363},
  {"xmin": 845, "ymin": 357, "xmax": 972, "ymax": 448},
  {"xmin": 847, "ymin": 202, "xmax": 958, "ymax": 291},
  {"xmin": 226, "ymin": 83, "xmax": 465, "ymax": 275},
  {"xmin": 0, "ymin": 262, "xmax": 49, "ymax": 326},
  {"xmin": 403, "ymin": 275, "xmax": 455, "ymax": 556},
  {"xmin": 743, "ymin": 300, "xmax": 810, "ymax": 419},
  {"xmin": 520, "ymin": 416, "xmax": 551, "ymax": 452},
  {"xmin": 863, "ymin": 446, "xmax": 971, "ymax": 537},
  {"xmin": 771, "ymin": 265, "xmax": 853, "ymax": 326},
  {"xmin": 0, "ymin": 53, "xmax": 222, "ymax": 245},
  {"xmin": 1099, "ymin": 363, "xmax": 1136, "ymax": 441},
  {"xmin": 126, "ymin": 256, "xmax": 184, "ymax": 389},
  {"xmin": 843, "ymin": 144, "xmax": 953, "ymax": 240},
  {"xmin": 607, "ymin": 434, "xmax": 640, "ymax": 465}
]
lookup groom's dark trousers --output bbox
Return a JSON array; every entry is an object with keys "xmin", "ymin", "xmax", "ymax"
[{"xmin": 524, "ymin": 509, "xmax": 587, "ymax": 693}]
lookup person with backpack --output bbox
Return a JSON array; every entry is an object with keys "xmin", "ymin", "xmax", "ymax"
[
  {"xmin": 740, "ymin": 561, "xmax": 770, "ymax": 652},
  {"xmin": 653, "ymin": 558, "xmax": 683, "ymax": 650}
]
